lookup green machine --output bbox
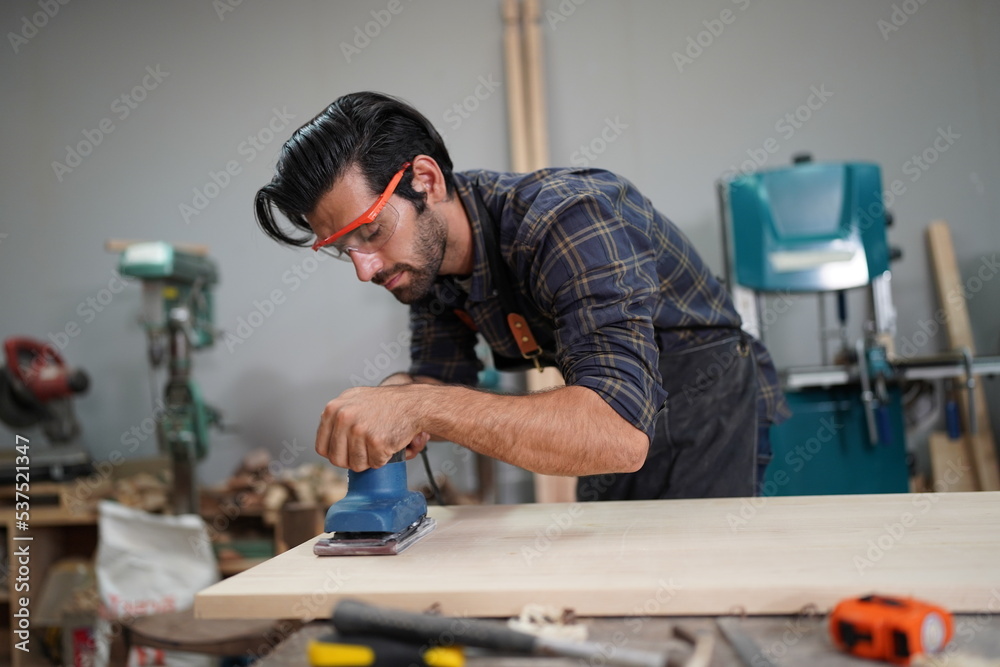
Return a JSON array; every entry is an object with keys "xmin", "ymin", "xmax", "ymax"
[
  {"xmin": 718, "ymin": 156, "xmax": 999, "ymax": 496},
  {"xmin": 118, "ymin": 241, "xmax": 220, "ymax": 514}
]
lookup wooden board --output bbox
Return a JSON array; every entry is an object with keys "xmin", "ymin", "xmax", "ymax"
[
  {"xmin": 195, "ymin": 492, "xmax": 1000, "ymax": 620},
  {"xmin": 926, "ymin": 220, "xmax": 1000, "ymax": 491}
]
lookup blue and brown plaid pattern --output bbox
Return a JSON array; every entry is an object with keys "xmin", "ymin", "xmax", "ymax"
[{"xmin": 408, "ymin": 168, "xmax": 789, "ymax": 440}]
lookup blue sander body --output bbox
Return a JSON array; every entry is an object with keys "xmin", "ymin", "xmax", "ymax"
[{"xmin": 314, "ymin": 451, "xmax": 437, "ymax": 556}]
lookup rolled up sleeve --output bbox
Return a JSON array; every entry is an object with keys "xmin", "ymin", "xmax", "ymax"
[{"xmin": 523, "ymin": 192, "xmax": 667, "ymax": 441}]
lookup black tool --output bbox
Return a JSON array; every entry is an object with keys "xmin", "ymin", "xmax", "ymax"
[{"xmin": 332, "ymin": 599, "xmax": 669, "ymax": 667}]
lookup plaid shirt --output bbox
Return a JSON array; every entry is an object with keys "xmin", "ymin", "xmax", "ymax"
[{"xmin": 408, "ymin": 168, "xmax": 789, "ymax": 440}]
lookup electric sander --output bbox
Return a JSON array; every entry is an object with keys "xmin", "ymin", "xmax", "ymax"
[{"xmin": 314, "ymin": 450, "xmax": 436, "ymax": 556}]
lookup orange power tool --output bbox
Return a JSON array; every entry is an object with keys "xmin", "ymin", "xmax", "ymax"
[{"xmin": 829, "ymin": 594, "xmax": 953, "ymax": 664}]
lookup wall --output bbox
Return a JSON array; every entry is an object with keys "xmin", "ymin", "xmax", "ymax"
[{"xmin": 1, "ymin": 0, "xmax": 997, "ymax": 492}]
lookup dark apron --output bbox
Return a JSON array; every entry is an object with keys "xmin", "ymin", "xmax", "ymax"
[
  {"xmin": 577, "ymin": 331, "xmax": 765, "ymax": 501},
  {"xmin": 466, "ymin": 186, "xmax": 769, "ymax": 500}
]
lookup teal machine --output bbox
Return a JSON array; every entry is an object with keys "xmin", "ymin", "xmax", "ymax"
[
  {"xmin": 719, "ymin": 156, "xmax": 1000, "ymax": 495},
  {"xmin": 118, "ymin": 241, "xmax": 221, "ymax": 514}
]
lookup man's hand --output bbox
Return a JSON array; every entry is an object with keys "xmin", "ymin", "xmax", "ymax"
[
  {"xmin": 317, "ymin": 381, "xmax": 647, "ymax": 477},
  {"xmin": 315, "ymin": 385, "xmax": 431, "ymax": 471},
  {"xmin": 403, "ymin": 431, "xmax": 430, "ymax": 461},
  {"xmin": 379, "ymin": 373, "xmax": 441, "ymax": 459}
]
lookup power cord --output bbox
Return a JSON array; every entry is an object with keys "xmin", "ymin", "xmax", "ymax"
[{"xmin": 419, "ymin": 448, "xmax": 445, "ymax": 506}]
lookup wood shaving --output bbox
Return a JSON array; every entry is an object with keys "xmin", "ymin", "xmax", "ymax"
[{"xmin": 507, "ymin": 604, "xmax": 588, "ymax": 641}]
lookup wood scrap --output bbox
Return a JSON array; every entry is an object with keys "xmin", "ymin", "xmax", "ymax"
[
  {"xmin": 114, "ymin": 472, "xmax": 169, "ymax": 513},
  {"xmin": 201, "ymin": 450, "xmax": 348, "ymax": 563},
  {"xmin": 204, "ymin": 448, "xmax": 348, "ymax": 520},
  {"xmin": 507, "ymin": 604, "xmax": 588, "ymax": 641}
]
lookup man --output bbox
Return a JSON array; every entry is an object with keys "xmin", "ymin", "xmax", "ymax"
[{"xmin": 254, "ymin": 91, "xmax": 788, "ymax": 501}]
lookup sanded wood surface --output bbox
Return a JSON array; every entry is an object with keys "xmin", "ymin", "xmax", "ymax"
[{"xmin": 195, "ymin": 493, "xmax": 1000, "ymax": 620}]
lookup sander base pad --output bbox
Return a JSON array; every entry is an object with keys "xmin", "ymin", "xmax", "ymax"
[{"xmin": 313, "ymin": 516, "xmax": 437, "ymax": 556}]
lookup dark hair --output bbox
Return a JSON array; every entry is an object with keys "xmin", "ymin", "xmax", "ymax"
[{"xmin": 254, "ymin": 91, "xmax": 454, "ymax": 247}]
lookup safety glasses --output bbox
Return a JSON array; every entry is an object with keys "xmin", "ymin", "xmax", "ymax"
[{"xmin": 312, "ymin": 162, "xmax": 412, "ymax": 261}]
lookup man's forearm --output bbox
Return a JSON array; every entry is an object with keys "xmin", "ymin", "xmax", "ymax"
[{"xmin": 402, "ymin": 383, "xmax": 648, "ymax": 476}]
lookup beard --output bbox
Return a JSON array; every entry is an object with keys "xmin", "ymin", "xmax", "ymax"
[{"xmin": 372, "ymin": 208, "xmax": 448, "ymax": 305}]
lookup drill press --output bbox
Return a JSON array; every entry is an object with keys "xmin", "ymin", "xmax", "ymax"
[{"xmin": 117, "ymin": 241, "xmax": 221, "ymax": 515}]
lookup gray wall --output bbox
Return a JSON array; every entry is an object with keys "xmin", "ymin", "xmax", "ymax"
[{"xmin": 1, "ymin": 0, "xmax": 998, "ymax": 490}]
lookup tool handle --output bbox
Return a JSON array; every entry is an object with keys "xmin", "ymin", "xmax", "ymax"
[
  {"xmin": 945, "ymin": 399, "xmax": 962, "ymax": 439},
  {"xmin": 309, "ymin": 633, "xmax": 463, "ymax": 667},
  {"xmin": 836, "ymin": 290, "xmax": 848, "ymax": 325},
  {"xmin": 332, "ymin": 599, "xmax": 537, "ymax": 654}
]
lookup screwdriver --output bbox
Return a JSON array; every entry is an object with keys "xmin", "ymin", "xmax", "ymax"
[{"xmin": 308, "ymin": 632, "xmax": 464, "ymax": 667}]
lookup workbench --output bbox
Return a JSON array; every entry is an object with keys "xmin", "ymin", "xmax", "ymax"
[
  {"xmin": 196, "ymin": 492, "xmax": 1000, "ymax": 618},
  {"xmin": 254, "ymin": 614, "xmax": 1000, "ymax": 666},
  {"xmin": 195, "ymin": 492, "xmax": 1000, "ymax": 664}
]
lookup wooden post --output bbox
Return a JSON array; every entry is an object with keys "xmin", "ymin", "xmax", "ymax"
[
  {"xmin": 502, "ymin": 0, "xmax": 530, "ymax": 173},
  {"xmin": 521, "ymin": 0, "xmax": 549, "ymax": 169},
  {"xmin": 926, "ymin": 220, "xmax": 1000, "ymax": 491},
  {"xmin": 928, "ymin": 431, "xmax": 979, "ymax": 492},
  {"xmin": 501, "ymin": 0, "xmax": 575, "ymax": 503}
]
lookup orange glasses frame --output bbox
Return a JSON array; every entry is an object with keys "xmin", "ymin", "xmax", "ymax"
[{"xmin": 311, "ymin": 162, "xmax": 412, "ymax": 253}]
